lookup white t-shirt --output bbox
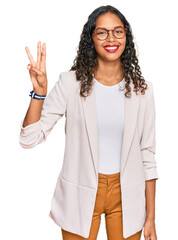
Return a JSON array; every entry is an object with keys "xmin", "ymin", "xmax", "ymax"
[{"xmin": 94, "ymin": 77, "xmax": 125, "ymax": 174}]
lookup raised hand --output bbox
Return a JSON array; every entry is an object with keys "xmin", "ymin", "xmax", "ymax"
[{"xmin": 25, "ymin": 41, "xmax": 48, "ymax": 95}]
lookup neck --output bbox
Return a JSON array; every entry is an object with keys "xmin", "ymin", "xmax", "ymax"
[{"xmin": 94, "ymin": 57, "xmax": 124, "ymax": 82}]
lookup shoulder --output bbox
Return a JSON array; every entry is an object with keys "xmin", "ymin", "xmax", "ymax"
[
  {"xmin": 60, "ymin": 70, "xmax": 76, "ymax": 78},
  {"xmin": 145, "ymin": 80, "xmax": 153, "ymax": 89},
  {"xmin": 58, "ymin": 70, "xmax": 80, "ymax": 95},
  {"xmin": 59, "ymin": 70, "xmax": 79, "ymax": 90},
  {"xmin": 145, "ymin": 80, "xmax": 154, "ymax": 98},
  {"xmin": 139, "ymin": 80, "xmax": 154, "ymax": 100},
  {"xmin": 137, "ymin": 80, "xmax": 155, "ymax": 110},
  {"xmin": 60, "ymin": 70, "xmax": 77, "ymax": 83},
  {"xmin": 138, "ymin": 80, "xmax": 155, "ymax": 115}
]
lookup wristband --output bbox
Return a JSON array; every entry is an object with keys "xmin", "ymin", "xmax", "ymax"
[{"xmin": 29, "ymin": 90, "xmax": 46, "ymax": 100}]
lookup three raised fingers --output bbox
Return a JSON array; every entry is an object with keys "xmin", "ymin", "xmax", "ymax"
[{"xmin": 25, "ymin": 41, "xmax": 46, "ymax": 73}]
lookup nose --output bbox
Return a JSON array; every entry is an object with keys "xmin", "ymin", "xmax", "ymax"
[{"xmin": 107, "ymin": 30, "xmax": 115, "ymax": 41}]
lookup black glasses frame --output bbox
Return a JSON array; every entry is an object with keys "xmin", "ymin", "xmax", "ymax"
[{"xmin": 93, "ymin": 26, "xmax": 128, "ymax": 41}]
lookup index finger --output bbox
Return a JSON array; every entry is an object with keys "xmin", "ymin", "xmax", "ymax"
[{"xmin": 25, "ymin": 46, "xmax": 35, "ymax": 66}]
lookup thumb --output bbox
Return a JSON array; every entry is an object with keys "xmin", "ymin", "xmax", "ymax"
[
  {"xmin": 27, "ymin": 64, "xmax": 31, "ymax": 70},
  {"xmin": 29, "ymin": 66, "xmax": 43, "ymax": 76}
]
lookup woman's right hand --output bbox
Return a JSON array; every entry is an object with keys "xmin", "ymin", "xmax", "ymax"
[{"xmin": 25, "ymin": 41, "xmax": 48, "ymax": 95}]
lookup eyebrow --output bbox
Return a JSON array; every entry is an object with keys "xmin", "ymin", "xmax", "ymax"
[{"xmin": 95, "ymin": 25, "xmax": 123, "ymax": 29}]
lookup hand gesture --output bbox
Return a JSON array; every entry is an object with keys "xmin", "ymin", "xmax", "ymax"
[{"xmin": 25, "ymin": 41, "xmax": 48, "ymax": 95}]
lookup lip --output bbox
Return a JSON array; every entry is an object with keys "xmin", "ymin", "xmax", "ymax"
[{"xmin": 103, "ymin": 45, "xmax": 120, "ymax": 53}]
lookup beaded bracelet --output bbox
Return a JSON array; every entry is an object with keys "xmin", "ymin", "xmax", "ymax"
[{"xmin": 29, "ymin": 90, "xmax": 46, "ymax": 100}]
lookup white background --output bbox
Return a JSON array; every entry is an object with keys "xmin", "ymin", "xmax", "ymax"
[{"xmin": 0, "ymin": 0, "xmax": 177, "ymax": 239}]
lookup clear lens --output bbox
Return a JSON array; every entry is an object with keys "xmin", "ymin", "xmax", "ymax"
[
  {"xmin": 95, "ymin": 29, "xmax": 108, "ymax": 40},
  {"xmin": 95, "ymin": 27, "xmax": 126, "ymax": 40},
  {"xmin": 114, "ymin": 27, "xmax": 126, "ymax": 39}
]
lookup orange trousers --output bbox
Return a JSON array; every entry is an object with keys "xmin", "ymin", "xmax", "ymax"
[{"xmin": 61, "ymin": 172, "xmax": 142, "ymax": 240}]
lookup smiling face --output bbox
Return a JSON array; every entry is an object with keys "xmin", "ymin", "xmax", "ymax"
[{"xmin": 92, "ymin": 11, "xmax": 127, "ymax": 63}]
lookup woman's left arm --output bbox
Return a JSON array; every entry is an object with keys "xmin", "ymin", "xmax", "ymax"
[
  {"xmin": 140, "ymin": 82, "xmax": 159, "ymax": 182},
  {"xmin": 140, "ymin": 82, "xmax": 158, "ymax": 240}
]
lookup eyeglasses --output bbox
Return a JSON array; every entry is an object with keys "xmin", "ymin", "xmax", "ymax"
[{"xmin": 93, "ymin": 26, "xmax": 127, "ymax": 41}]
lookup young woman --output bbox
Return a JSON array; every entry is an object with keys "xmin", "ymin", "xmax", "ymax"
[{"xmin": 20, "ymin": 5, "xmax": 159, "ymax": 240}]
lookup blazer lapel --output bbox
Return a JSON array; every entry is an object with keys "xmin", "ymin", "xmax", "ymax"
[{"xmin": 80, "ymin": 80, "xmax": 141, "ymax": 178}]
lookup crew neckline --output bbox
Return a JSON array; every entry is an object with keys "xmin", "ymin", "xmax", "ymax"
[{"xmin": 94, "ymin": 77, "xmax": 125, "ymax": 88}]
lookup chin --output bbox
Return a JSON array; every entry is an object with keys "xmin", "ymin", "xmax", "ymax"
[{"xmin": 104, "ymin": 55, "xmax": 121, "ymax": 62}]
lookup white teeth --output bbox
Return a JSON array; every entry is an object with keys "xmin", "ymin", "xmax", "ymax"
[{"xmin": 104, "ymin": 46, "xmax": 118, "ymax": 50}]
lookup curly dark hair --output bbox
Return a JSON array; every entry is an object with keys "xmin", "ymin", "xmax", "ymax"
[{"xmin": 69, "ymin": 5, "xmax": 148, "ymax": 98}]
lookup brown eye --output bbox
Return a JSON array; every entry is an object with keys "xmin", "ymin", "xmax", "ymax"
[
  {"xmin": 98, "ymin": 31, "xmax": 106, "ymax": 35},
  {"xmin": 114, "ymin": 27, "xmax": 126, "ymax": 39},
  {"xmin": 115, "ymin": 30, "xmax": 123, "ymax": 34},
  {"xmin": 95, "ymin": 29, "xmax": 107, "ymax": 40}
]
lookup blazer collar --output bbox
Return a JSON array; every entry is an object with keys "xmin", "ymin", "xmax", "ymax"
[{"xmin": 80, "ymin": 78, "xmax": 141, "ymax": 179}]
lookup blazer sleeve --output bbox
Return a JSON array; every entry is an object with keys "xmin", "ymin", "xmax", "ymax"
[
  {"xmin": 140, "ymin": 82, "xmax": 159, "ymax": 181},
  {"xmin": 19, "ymin": 72, "xmax": 68, "ymax": 149}
]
